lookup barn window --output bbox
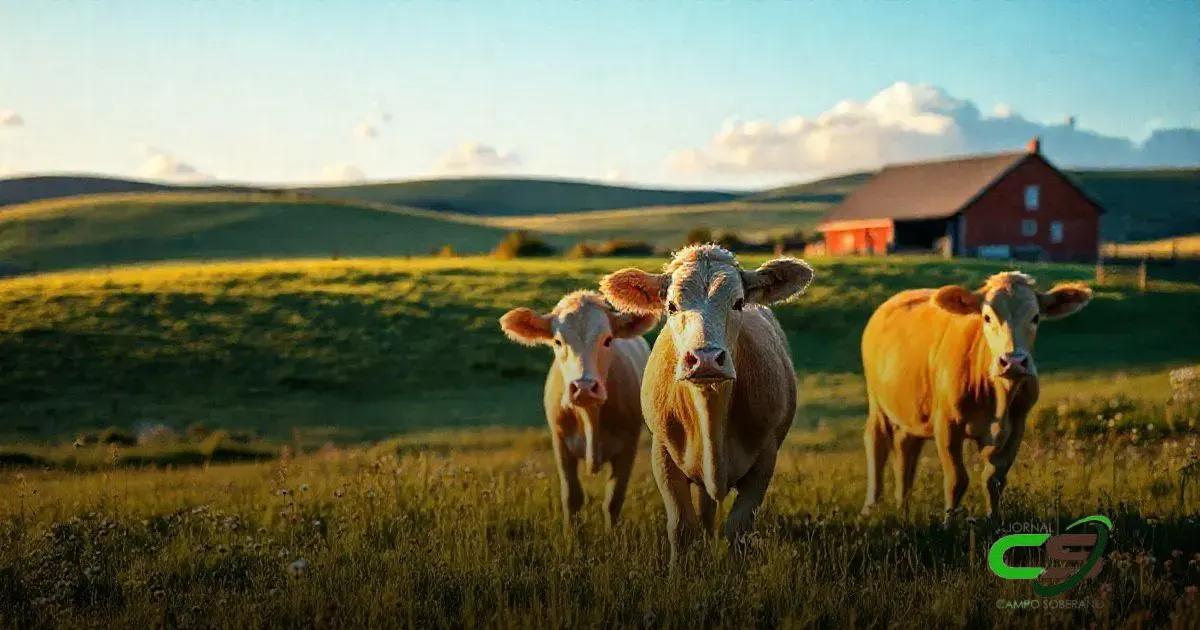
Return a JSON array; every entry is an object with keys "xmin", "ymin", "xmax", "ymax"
[
  {"xmin": 1050, "ymin": 221, "xmax": 1064, "ymax": 244},
  {"xmin": 1021, "ymin": 219, "xmax": 1038, "ymax": 237},
  {"xmin": 1024, "ymin": 185, "xmax": 1040, "ymax": 211}
]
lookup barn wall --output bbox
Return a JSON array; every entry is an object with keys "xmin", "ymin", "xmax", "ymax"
[
  {"xmin": 823, "ymin": 225, "xmax": 892, "ymax": 255},
  {"xmin": 962, "ymin": 157, "xmax": 1101, "ymax": 261}
]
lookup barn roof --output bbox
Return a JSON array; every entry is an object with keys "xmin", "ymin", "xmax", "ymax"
[{"xmin": 820, "ymin": 151, "xmax": 1030, "ymax": 225}]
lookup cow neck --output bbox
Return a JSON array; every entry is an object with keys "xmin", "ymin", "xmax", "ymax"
[
  {"xmin": 965, "ymin": 317, "xmax": 1021, "ymax": 419},
  {"xmin": 681, "ymin": 380, "xmax": 735, "ymax": 501}
]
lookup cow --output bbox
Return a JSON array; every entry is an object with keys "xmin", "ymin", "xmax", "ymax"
[
  {"xmin": 859, "ymin": 271, "xmax": 1092, "ymax": 524},
  {"xmin": 600, "ymin": 245, "xmax": 813, "ymax": 562},
  {"xmin": 499, "ymin": 290, "xmax": 656, "ymax": 531}
]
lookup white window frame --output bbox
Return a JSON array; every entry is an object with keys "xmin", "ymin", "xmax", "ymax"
[
  {"xmin": 1024, "ymin": 185, "xmax": 1040, "ymax": 211},
  {"xmin": 1050, "ymin": 220, "xmax": 1064, "ymax": 244},
  {"xmin": 1021, "ymin": 218, "xmax": 1038, "ymax": 237}
]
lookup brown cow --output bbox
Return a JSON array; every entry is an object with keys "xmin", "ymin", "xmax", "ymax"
[
  {"xmin": 601, "ymin": 245, "xmax": 813, "ymax": 561},
  {"xmin": 859, "ymin": 272, "xmax": 1092, "ymax": 524},
  {"xmin": 500, "ymin": 290, "xmax": 656, "ymax": 530}
]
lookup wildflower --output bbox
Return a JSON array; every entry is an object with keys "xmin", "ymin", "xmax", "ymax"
[
  {"xmin": 151, "ymin": 589, "xmax": 166, "ymax": 602},
  {"xmin": 217, "ymin": 545, "xmax": 229, "ymax": 554},
  {"xmin": 288, "ymin": 558, "xmax": 309, "ymax": 577},
  {"xmin": 300, "ymin": 484, "xmax": 310, "ymax": 493}
]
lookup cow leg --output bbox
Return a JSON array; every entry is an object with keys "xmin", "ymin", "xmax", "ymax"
[
  {"xmin": 724, "ymin": 447, "xmax": 778, "ymax": 545},
  {"xmin": 604, "ymin": 444, "xmax": 636, "ymax": 529},
  {"xmin": 892, "ymin": 431, "xmax": 924, "ymax": 515},
  {"xmin": 693, "ymin": 484, "xmax": 718, "ymax": 537},
  {"xmin": 861, "ymin": 410, "xmax": 892, "ymax": 515},
  {"xmin": 982, "ymin": 415, "xmax": 1025, "ymax": 520},
  {"xmin": 933, "ymin": 420, "xmax": 968, "ymax": 527},
  {"xmin": 651, "ymin": 437, "xmax": 698, "ymax": 565},
  {"xmin": 553, "ymin": 434, "xmax": 584, "ymax": 533}
]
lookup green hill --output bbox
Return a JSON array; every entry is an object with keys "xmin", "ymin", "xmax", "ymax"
[
  {"xmin": 304, "ymin": 177, "xmax": 738, "ymax": 215},
  {"xmin": 0, "ymin": 174, "xmax": 267, "ymax": 207},
  {"xmin": 1070, "ymin": 168, "xmax": 1200, "ymax": 241},
  {"xmin": 746, "ymin": 172, "xmax": 874, "ymax": 203},
  {"xmin": 0, "ymin": 192, "xmax": 516, "ymax": 273}
]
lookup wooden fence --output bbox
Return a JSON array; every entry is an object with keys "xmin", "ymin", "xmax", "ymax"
[{"xmin": 1096, "ymin": 256, "xmax": 1200, "ymax": 289}]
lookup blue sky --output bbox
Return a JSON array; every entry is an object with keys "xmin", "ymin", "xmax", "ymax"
[{"xmin": 0, "ymin": 0, "xmax": 1196, "ymax": 188}]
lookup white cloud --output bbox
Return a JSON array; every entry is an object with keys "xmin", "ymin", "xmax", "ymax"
[
  {"xmin": 354, "ymin": 122, "xmax": 378, "ymax": 140},
  {"xmin": 434, "ymin": 142, "xmax": 522, "ymax": 173},
  {"xmin": 668, "ymin": 81, "xmax": 1200, "ymax": 179},
  {"xmin": 0, "ymin": 109, "xmax": 23, "ymax": 127},
  {"xmin": 136, "ymin": 145, "xmax": 211, "ymax": 182},
  {"xmin": 322, "ymin": 163, "xmax": 366, "ymax": 183},
  {"xmin": 601, "ymin": 168, "xmax": 627, "ymax": 183}
]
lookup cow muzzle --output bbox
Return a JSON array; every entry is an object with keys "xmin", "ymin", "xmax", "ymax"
[
  {"xmin": 996, "ymin": 351, "xmax": 1033, "ymax": 380},
  {"xmin": 568, "ymin": 378, "xmax": 607, "ymax": 406},
  {"xmin": 679, "ymin": 346, "xmax": 735, "ymax": 383}
]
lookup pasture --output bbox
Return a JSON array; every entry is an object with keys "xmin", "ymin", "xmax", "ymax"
[{"xmin": 1, "ymin": 255, "xmax": 1198, "ymax": 627}]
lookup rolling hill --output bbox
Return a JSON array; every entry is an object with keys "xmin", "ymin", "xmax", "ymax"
[
  {"xmin": 303, "ymin": 177, "xmax": 739, "ymax": 215},
  {"xmin": 486, "ymin": 200, "xmax": 828, "ymax": 247},
  {"xmin": 1070, "ymin": 169, "xmax": 1200, "ymax": 241},
  {"xmin": 0, "ymin": 174, "xmax": 268, "ymax": 207},
  {"xmin": 0, "ymin": 192, "xmax": 519, "ymax": 273}
]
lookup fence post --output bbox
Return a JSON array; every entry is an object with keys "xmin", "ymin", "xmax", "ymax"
[
  {"xmin": 1138, "ymin": 256, "xmax": 1148, "ymax": 292},
  {"xmin": 1095, "ymin": 258, "xmax": 1106, "ymax": 286}
]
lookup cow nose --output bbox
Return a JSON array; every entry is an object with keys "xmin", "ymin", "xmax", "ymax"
[
  {"xmin": 682, "ymin": 347, "xmax": 733, "ymax": 381},
  {"xmin": 568, "ymin": 378, "xmax": 605, "ymax": 404},
  {"xmin": 997, "ymin": 351, "xmax": 1031, "ymax": 375}
]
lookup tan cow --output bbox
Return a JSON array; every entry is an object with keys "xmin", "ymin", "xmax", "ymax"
[
  {"xmin": 601, "ymin": 245, "xmax": 813, "ymax": 561},
  {"xmin": 499, "ymin": 290, "xmax": 655, "ymax": 530},
  {"xmin": 859, "ymin": 272, "xmax": 1092, "ymax": 524}
]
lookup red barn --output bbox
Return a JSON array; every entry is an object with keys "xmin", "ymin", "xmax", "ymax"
[{"xmin": 817, "ymin": 138, "xmax": 1103, "ymax": 261}]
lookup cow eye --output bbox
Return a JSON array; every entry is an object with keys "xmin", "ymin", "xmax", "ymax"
[
  {"xmin": 983, "ymin": 313, "xmax": 992, "ymax": 324},
  {"xmin": 667, "ymin": 302, "xmax": 679, "ymax": 315},
  {"xmin": 553, "ymin": 338, "xmax": 562, "ymax": 347},
  {"xmin": 1031, "ymin": 314, "xmax": 1040, "ymax": 325},
  {"xmin": 603, "ymin": 336, "xmax": 613, "ymax": 347},
  {"xmin": 733, "ymin": 298, "xmax": 745, "ymax": 311}
]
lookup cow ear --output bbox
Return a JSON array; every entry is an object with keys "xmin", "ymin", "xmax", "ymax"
[
  {"xmin": 600, "ymin": 268, "xmax": 668, "ymax": 315},
  {"xmin": 741, "ymin": 257, "xmax": 814, "ymax": 305},
  {"xmin": 932, "ymin": 285, "xmax": 982, "ymax": 315},
  {"xmin": 609, "ymin": 311, "xmax": 659, "ymax": 338},
  {"xmin": 499, "ymin": 307, "xmax": 553, "ymax": 346},
  {"xmin": 1038, "ymin": 283, "xmax": 1093, "ymax": 320}
]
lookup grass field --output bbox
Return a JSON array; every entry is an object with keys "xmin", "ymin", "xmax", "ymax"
[
  {"xmin": 1, "ymin": 424, "xmax": 1198, "ymax": 627},
  {"xmin": 2, "ymin": 255, "xmax": 1197, "ymax": 447},
  {"xmin": 1, "ymin": 255, "xmax": 1198, "ymax": 627}
]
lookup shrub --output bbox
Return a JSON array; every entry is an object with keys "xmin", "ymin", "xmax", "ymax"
[
  {"xmin": 186, "ymin": 422, "xmax": 212, "ymax": 442},
  {"xmin": 136, "ymin": 423, "xmax": 179, "ymax": 445},
  {"xmin": 492, "ymin": 231, "xmax": 556, "ymax": 259},
  {"xmin": 567, "ymin": 239, "xmax": 654, "ymax": 258},
  {"xmin": 599, "ymin": 239, "xmax": 655, "ymax": 257},
  {"xmin": 714, "ymin": 230, "xmax": 746, "ymax": 250},
  {"xmin": 98, "ymin": 426, "xmax": 137, "ymax": 446},
  {"xmin": 683, "ymin": 227, "xmax": 713, "ymax": 246},
  {"xmin": 433, "ymin": 244, "xmax": 458, "ymax": 258},
  {"xmin": 565, "ymin": 242, "xmax": 596, "ymax": 259}
]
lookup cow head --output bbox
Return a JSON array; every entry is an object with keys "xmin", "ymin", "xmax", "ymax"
[
  {"xmin": 601, "ymin": 245, "xmax": 813, "ymax": 385},
  {"xmin": 933, "ymin": 272, "xmax": 1092, "ymax": 381},
  {"xmin": 500, "ymin": 290, "xmax": 657, "ymax": 408}
]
